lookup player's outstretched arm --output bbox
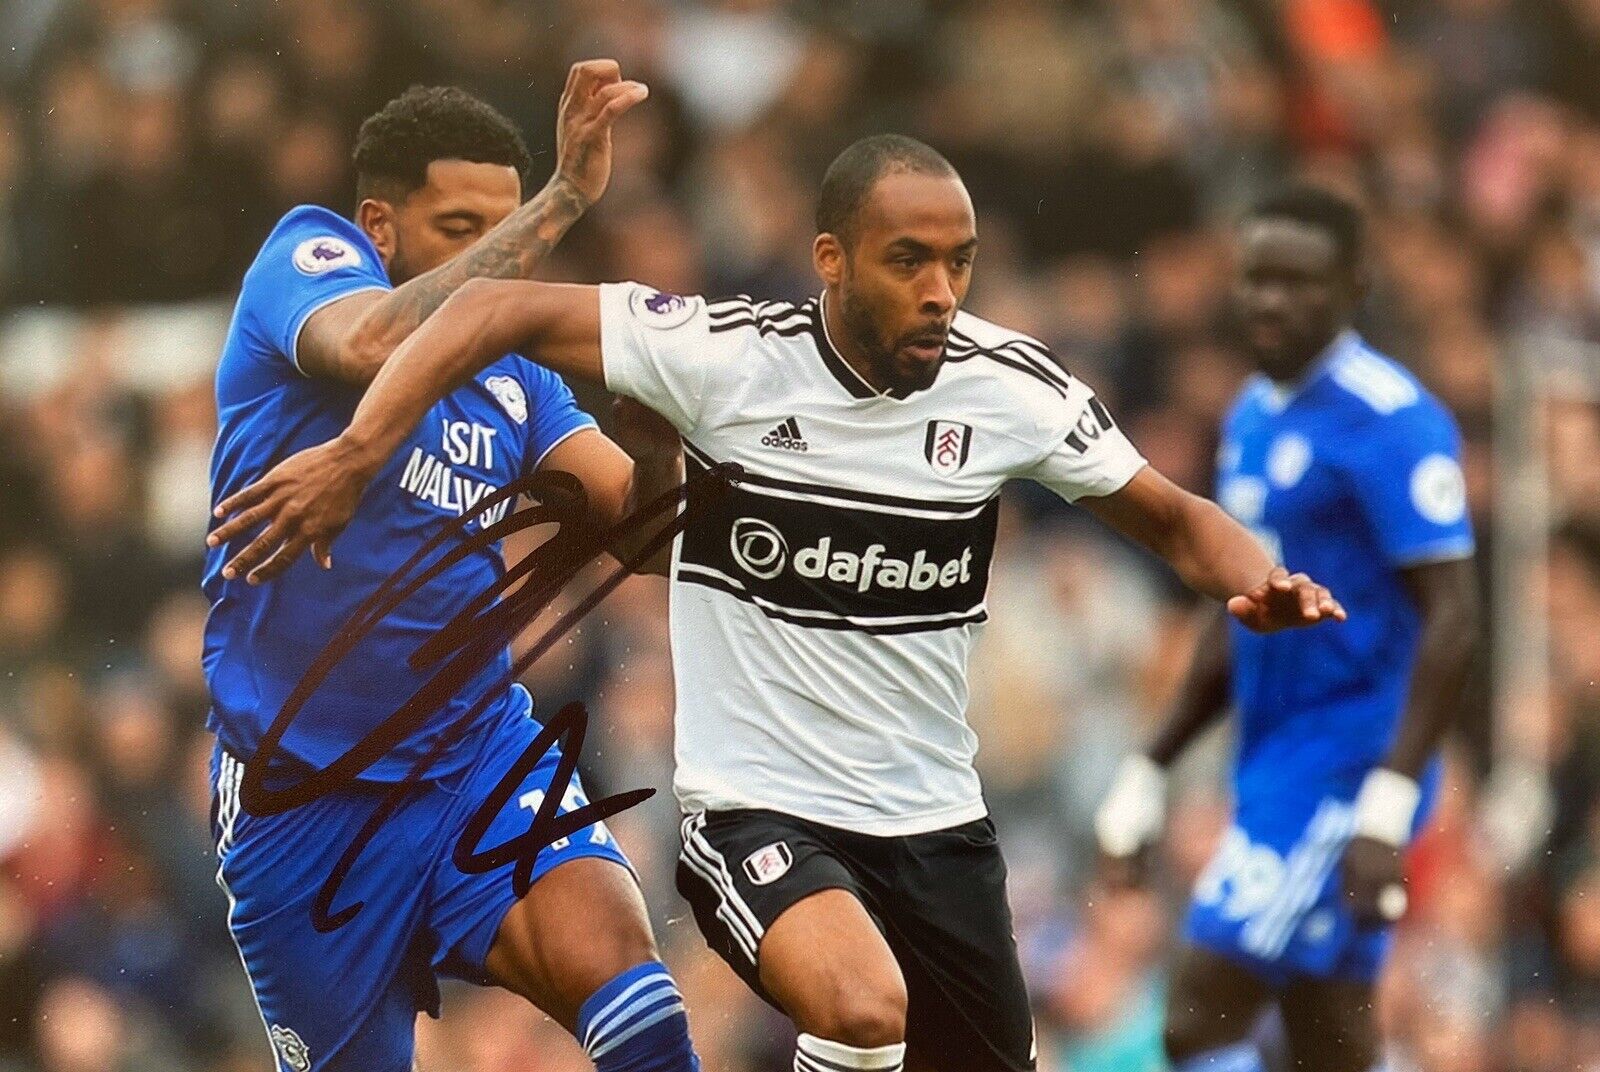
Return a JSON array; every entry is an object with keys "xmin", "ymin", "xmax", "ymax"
[
  {"xmin": 298, "ymin": 60, "xmax": 646, "ymax": 384},
  {"xmin": 209, "ymin": 279, "xmax": 606, "ymax": 583},
  {"xmin": 1075, "ymin": 467, "xmax": 1346, "ymax": 632},
  {"xmin": 1342, "ymin": 557, "xmax": 1481, "ymax": 922}
]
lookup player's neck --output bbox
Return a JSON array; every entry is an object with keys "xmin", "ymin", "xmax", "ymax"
[
  {"xmin": 1264, "ymin": 329, "xmax": 1347, "ymax": 387},
  {"xmin": 820, "ymin": 290, "xmax": 890, "ymax": 394}
]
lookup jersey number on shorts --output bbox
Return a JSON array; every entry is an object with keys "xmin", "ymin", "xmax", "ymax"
[{"xmin": 519, "ymin": 784, "xmax": 614, "ymax": 852}]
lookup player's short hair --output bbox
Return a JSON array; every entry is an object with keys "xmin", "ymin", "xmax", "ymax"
[
  {"xmin": 816, "ymin": 134, "xmax": 958, "ymax": 245},
  {"xmin": 353, "ymin": 85, "xmax": 532, "ymax": 204},
  {"xmin": 1245, "ymin": 184, "xmax": 1366, "ymax": 274}
]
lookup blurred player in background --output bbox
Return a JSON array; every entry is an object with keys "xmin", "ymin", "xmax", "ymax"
[
  {"xmin": 1094, "ymin": 186, "xmax": 1482, "ymax": 1072},
  {"xmin": 208, "ymin": 135, "xmax": 1345, "ymax": 1072},
  {"xmin": 201, "ymin": 66, "xmax": 702, "ymax": 1072}
]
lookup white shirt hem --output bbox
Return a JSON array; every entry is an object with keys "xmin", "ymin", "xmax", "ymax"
[{"xmin": 675, "ymin": 787, "xmax": 989, "ymax": 837}]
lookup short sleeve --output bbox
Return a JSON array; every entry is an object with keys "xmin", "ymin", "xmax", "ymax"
[
  {"xmin": 1025, "ymin": 387, "xmax": 1148, "ymax": 502},
  {"xmin": 598, "ymin": 281, "xmax": 722, "ymax": 434},
  {"xmin": 241, "ymin": 207, "xmax": 389, "ymax": 375},
  {"xmin": 523, "ymin": 363, "xmax": 599, "ymax": 471},
  {"xmin": 1348, "ymin": 401, "xmax": 1476, "ymax": 566}
]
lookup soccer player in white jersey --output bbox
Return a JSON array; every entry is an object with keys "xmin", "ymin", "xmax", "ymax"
[{"xmin": 212, "ymin": 135, "xmax": 1346, "ymax": 1072}]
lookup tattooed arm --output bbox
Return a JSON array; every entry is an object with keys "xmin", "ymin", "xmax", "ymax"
[{"xmin": 297, "ymin": 60, "xmax": 647, "ymax": 385}]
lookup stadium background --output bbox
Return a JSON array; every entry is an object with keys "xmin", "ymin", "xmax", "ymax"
[{"xmin": 0, "ymin": 0, "xmax": 1596, "ymax": 1069}]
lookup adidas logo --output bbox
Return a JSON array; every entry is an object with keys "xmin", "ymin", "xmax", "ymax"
[{"xmin": 760, "ymin": 417, "xmax": 808, "ymax": 452}]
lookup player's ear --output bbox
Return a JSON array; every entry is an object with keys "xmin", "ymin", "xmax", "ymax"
[
  {"xmin": 814, "ymin": 232, "xmax": 845, "ymax": 287},
  {"xmin": 357, "ymin": 198, "xmax": 398, "ymax": 264}
]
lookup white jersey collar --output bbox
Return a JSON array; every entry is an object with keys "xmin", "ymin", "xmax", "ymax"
[{"xmin": 814, "ymin": 292, "xmax": 930, "ymax": 402}]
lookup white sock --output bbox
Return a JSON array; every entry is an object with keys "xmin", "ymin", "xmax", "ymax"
[{"xmin": 794, "ymin": 1032, "xmax": 906, "ymax": 1072}]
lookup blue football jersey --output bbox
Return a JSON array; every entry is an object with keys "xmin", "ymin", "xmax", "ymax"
[
  {"xmin": 203, "ymin": 206, "xmax": 596, "ymax": 781},
  {"xmin": 1215, "ymin": 331, "xmax": 1474, "ymax": 794}
]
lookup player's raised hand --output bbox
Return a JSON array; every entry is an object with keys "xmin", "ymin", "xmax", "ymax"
[
  {"xmin": 554, "ymin": 59, "xmax": 649, "ymax": 207},
  {"xmin": 207, "ymin": 436, "xmax": 378, "ymax": 584},
  {"xmin": 1226, "ymin": 566, "xmax": 1346, "ymax": 633}
]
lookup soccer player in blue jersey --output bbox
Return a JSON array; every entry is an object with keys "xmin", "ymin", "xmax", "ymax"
[
  {"xmin": 1093, "ymin": 186, "xmax": 1482, "ymax": 1072},
  {"xmin": 201, "ymin": 66, "xmax": 702, "ymax": 1072}
]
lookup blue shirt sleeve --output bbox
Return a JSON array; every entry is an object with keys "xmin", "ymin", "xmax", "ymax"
[
  {"xmin": 240, "ymin": 206, "xmax": 390, "ymax": 374},
  {"xmin": 522, "ymin": 361, "xmax": 599, "ymax": 473},
  {"xmin": 1346, "ymin": 399, "xmax": 1476, "ymax": 566}
]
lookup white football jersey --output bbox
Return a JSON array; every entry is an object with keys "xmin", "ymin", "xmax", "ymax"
[{"xmin": 600, "ymin": 282, "xmax": 1146, "ymax": 835}]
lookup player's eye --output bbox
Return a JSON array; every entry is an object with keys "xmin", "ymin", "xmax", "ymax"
[{"xmin": 894, "ymin": 255, "xmax": 920, "ymax": 270}]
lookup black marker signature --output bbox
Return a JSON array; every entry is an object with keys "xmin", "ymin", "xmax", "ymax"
[{"xmin": 236, "ymin": 460, "xmax": 738, "ymax": 932}]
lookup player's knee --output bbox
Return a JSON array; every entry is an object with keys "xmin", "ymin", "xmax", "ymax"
[{"xmin": 805, "ymin": 977, "xmax": 908, "ymax": 1048}]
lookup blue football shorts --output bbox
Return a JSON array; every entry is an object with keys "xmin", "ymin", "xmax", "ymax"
[
  {"xmin": 209, "ymin": 686, "xmax": 631, "ymax": 1072},
  {"xmin": 1183, "ymin": 784, "xmax": 1393, "ymax": 988}
]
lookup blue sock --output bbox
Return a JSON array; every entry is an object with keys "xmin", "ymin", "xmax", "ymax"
[
  {"xmin": 576, "ymin": 961, "xmax": 700, "ymax": 1072},
  {"xmin": 1171, "ymin": 1042, "xmax": 1266, "ymax": 1072}
]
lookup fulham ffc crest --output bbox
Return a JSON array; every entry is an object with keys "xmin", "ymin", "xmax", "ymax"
[{"xmin": 924, "ymin": 420, "xmax": 972, "ymax": 475}]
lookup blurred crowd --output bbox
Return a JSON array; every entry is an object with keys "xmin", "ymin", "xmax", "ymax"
[{"xmin": 2, "ymin": 0, "xmax": 1600, "ymax": 1069}]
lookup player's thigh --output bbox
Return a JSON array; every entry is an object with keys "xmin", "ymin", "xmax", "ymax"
[
  {"xmin": 212, "ymin": 749, "xmax": 433, "ymax": 1072},
  {"xmin": 759, "ymin": 888, "xmax": 908, "ymax": 1044},
  {"xmin": 870, "ymin": 818, "xmax": 1035, "ymax": 1072},
  {"xmin": 484, "ymin": 857, "xmax": 657, "ymax": 1031},
  {"xmin": 1279, "ymin": 975, "xmax": 1380, "ymax": 1072},
  {"xmin": 676, "ymin": 810, "xmax": 906, "ymax": 1044},
  {"xmin": 428, "ymin": 713, "xmax": 640, "ymax": 1030},
  {"xmin": 1163, "ymin": 944, "xmax": 1275, "ymax": 1061}
]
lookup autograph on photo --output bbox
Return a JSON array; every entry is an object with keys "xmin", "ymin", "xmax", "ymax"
[{"xmin": 235, "ymin": 460, "xmax": 737, "ymax": 932}]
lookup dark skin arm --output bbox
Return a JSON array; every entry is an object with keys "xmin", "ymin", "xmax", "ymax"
[
  {"xmin": 1076, "ymin": 468, "xmax": 1345, "ymax": 631},
  {"xmin": 532, "ymin": 412, "xmax": 682, "ymax": 577},
  {"xmin": 294, "ymin": 61, "xmax": 643, "ymax": 385},
  {"xmin": 606, "ymin": 398, "xmax": 685, "ymax": 576},
  {"xmin": 1099, "ymin": 606, "xmax": 1233, "ymax": 887},
  {"xmin": 210, "ymin": 280, "xmax": 605, "ymax": 580},
  {"xmin": 1146, "ymin": 606, "xmax": 1232, "ymax": 768},
  {"xmin": 1343, "ymin": 556, "xmax": 1481, "ymax": 921}
]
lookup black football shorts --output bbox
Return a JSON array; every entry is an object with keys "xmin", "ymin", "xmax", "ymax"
[{"xmin": 676, "ymin": 808, "xmax": 1036, "ymax": 1071}]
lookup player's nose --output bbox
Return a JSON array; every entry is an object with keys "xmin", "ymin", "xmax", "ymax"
[
  {"xmin": 919, "ymin": 267, "xmax": 956, "ymax": 315},
  {"xmin": 1248, "ymin": 282, "xmax": 1291, "ymax": 318}
]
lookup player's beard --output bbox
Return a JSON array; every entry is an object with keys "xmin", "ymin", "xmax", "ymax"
[
  {"xmin": 386, "ymin": 242, "xmax": 419, "ymax": 286},
  {"xmin": 839, "ymin": 287, "xmax": 940, "ymax": 394}
]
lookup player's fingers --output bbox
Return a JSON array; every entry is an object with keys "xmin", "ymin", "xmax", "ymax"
[
  {"xmin": 222, "ymin": 521, "xmax": 288, "ymax": 581},
  {"xmin": 571, "ymin": 59, "xmax": 621, "ymax": 105},
  {"xmin": 1297, "ymin": 580, "xmax": 1322, "ymax": 621},
  {"xmin": 247, "ymin": 532, "xmax": 312, "ymax": 586},
  {"xmin": 1226, "ymin": 594, "xmax": 1261, "ymax": 627},
  {"xmin": 1269, "ymin": 565, "xmax": 1292, "ymax": 591},
  {"xmin": 213, "ymin": 478, "xmax": 274, "ymax": 521},
  {"xmin": 206, "ymin": 500, "xmax": 277, "ymax": 548},
  {"xmin": 578, "ymin": 58, "xmax": 621, "ymax": 86},
  {"xmin": 596, "ymin": 80, "xmax": 648, "ymax": 123},
  {"xmin": 311, "ymin": 536, "xmax": 333, "ymax": 571}
]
